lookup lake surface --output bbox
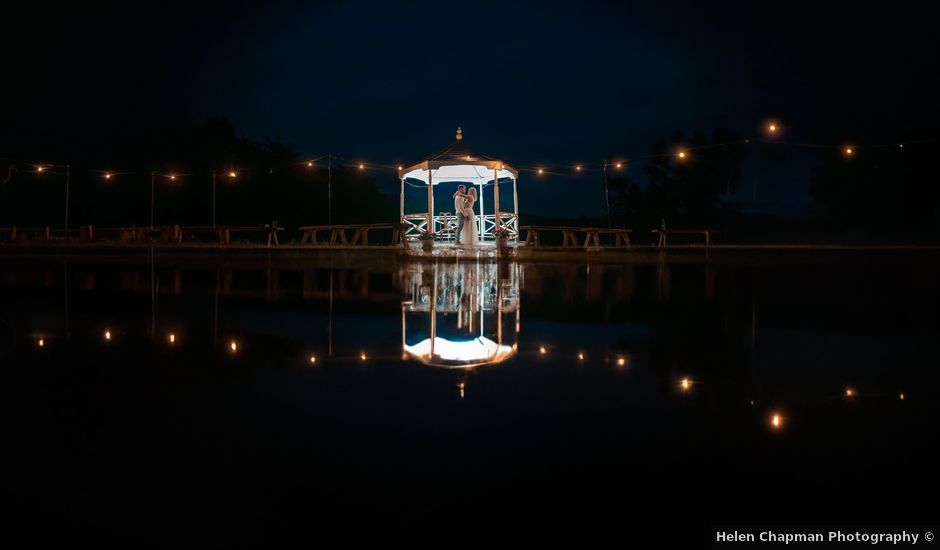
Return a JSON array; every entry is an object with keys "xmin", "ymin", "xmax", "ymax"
[{"xmin": 1, "ymin": 250, "xmax": 937, "ymax": 545}]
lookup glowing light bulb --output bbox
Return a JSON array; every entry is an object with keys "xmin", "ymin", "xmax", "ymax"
[
  {"xmin": 899, "ymin": 144, "xmax": 904, "ymax": 148},
  {"xmin": 458, "ymin": 381, "xmax": 465, "ymax": 399},
  {"xmin": 307, "ymin": 161, "xmax": 313, "ymax": 167},
  {"xmin": 844, "ymin": 147, "xmax": 853, "ymax": 156},
  {"xmin": 104, "ymin": 330, "xmax": 111, "ymax": 341},
  {"xmin": 309, "ymin": 355, "xmax": 317, "ymax": 364},
  {"xmin": 169, "ymin": 174, "xmax": 177, "ymax": 180},
  {"xmin": 37, "ymin": 338, "xmax": 45, "ymax": 348},
  {"xmin": 768, "ymin": 123, "xmax": 777, "ymax": 133},
  {"xmin": 899, "ymin": 392, "xmax": 905, "ymax": 400},
  {"xmin": 616, "ymin": 356, "xmax": 626, "ymax": 367},
  {"xmin": 538, "ymin": 168, "xmax": 544, "ymax": 174},
  {"xmin": 845, "ymin": 387, "xmax": 855, "ymax": 398},
  {"xmin": 229, "ymin": 340, "xmax": 238, "ymax": 352},
  {"xmin": 37, "ymin": 165, "xmax": 44, "ymax": 172},
  {"xmin": 168, "ymin": 333, "xmax": 176, "ymax": 344},
  {"xmin": 360, "ymin": 352, "xmax": 367, "ymax": 361},
  {"xmin": 228, "ymin": 171, "xmax": 237, "ymax": 178},
  {"xmin": 398, "ymin": 165, "xmax": 403, "ymax": 170},
  {"xmin": 577, "ymin": 352, "xmax": 585, "ymax": 361},
  {"xmin": 615, "ymin": 162, "xmax": 622, "ymax": 169},
  {"xmin": 771, "ymin": 413, "xmax": 783, "ymax": 429},
  {"xmin": 539, "ymin": 346, "xmax": 547, "ymax": 355},
  {"xmin": 678, "ymin": 151, "xmax": 686, "ymax": 159},
  {"xmin": 359, "ymin": 164, "xmax": 364, "ymax": 170},
  {"xmin": 105, "ymin": 172, "xmax": 112, "ymax": 179},
  {"xmin": 680, "ymin": 377, "xmax": 691, "ymax": 391},
  {"xmin": 575, "ymin": 165, "xmax": 582, "ymax": 171}
]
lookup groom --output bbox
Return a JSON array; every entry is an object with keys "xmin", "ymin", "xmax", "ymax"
[{"xmin": 453, "ymin": 185, "xmax": 467, "ymax": 243}]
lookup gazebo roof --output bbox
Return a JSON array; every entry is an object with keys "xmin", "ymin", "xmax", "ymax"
[{"xmin": 400, "ymin": 127, "xmax": 518, "ymax": 185}]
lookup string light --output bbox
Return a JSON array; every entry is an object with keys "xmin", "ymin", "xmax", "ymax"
[
  {"xmin": 616, "ymin": 356, "xmax": 626, "ymax": 367},
  {"xmin": 539, "ymin": 346, "xmax": 547, "ymax": 355},
  {"xmin": 228, "ymin": 171, "xmax": 237, "ymax": 178},
  {"xmin": 899, "ymin": 392, "xmax": 905, "ymax": 400},
  {"xmin": 37, "ymin": 338, "xmax": 45, "ymax": 348},
  {"xmin": 679, "ymin": 377, "xmax": 692, "ymax": 392},
  {"xmin": 458, "ymin": 381, "xmax": 465, "ymax": 399},
  {"xmin": 844, "ymin": 147, "xmax": 854, "ymax": 156},
  {"xmin": 767, "ymin": 122, "xmax": 778, "ymax": 134},
  {"xmin": 577, "ymin": 351, "xmax": 585, "ymax": 360},
  {"xmin": 770, "ymin": 413, "xmax": 783, "ymax": 430},
  {"xmin": 104, "ymin": 329, "xmax": 112, "ymax": 341},
  {"xmin": 359, "ymin": 164, "xmax": 365, "ymax": 170},
  {"xmin": 104, "ymin": 172, "xmax": 112, "ymax": 180},
  {"xmin": 308, "ymin": 355, "xmax": 317, "ymax": 364},
  {"xmin": 168, "ymin": 333, "xmax": 176, "ymax": 344},
  {"xmin": 36, "ymin": 165, "xmax": 44, "ymax": 172},
  {"xmin": 678, "ymin": 151, "xmax": 687, "ymax": 159},
  {"xmin": 845, "ymin": 387, "xmax": 855, "ymax": 398},
  {"xmin": 360, "ymin": 351, "xmax": 367, "ymax": 361},
  {"xmin": 614, "ymin": 162, "xmax": 622, "ymax": 169},
  {"xmin": 575, "ymin": 165, "xmax": 582, "ymax": 171},
  {"xmin": 307, "ymin": 161, "xmax": 314, "ymax": 167},
  {"xmin": 537, "ymin": 168, "xmax": 544, "ymax": 175},
  {"xmin": 169, "ymin": 174, "xmax": 177, "ymax": 180},
  {"xmin": 229, "ymin": 340, "xmax": 238, "ymax": 352}
]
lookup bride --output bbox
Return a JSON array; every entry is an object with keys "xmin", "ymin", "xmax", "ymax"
[{"xmin": 457, "ymin": 187, "xmax": 479, "ymax": 246}]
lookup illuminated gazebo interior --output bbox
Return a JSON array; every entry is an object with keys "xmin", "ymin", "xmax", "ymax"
[{"xmin": 399, "ymin": 128, "xmax": 520, "ymax": 242}]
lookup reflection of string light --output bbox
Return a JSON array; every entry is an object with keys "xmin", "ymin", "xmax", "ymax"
[
  {"xmin": 614, "ymin": 162, "xmax": 622, "ymax": 169},
  {"xmin": 768, "ymin": 122, "xmax": 778, "ymax": 133},
  {"xmin": 168, "ymin": 333, "xmax": 176, "ymax": 344},
  {"xmin": 770, "ymin": 413, "xmax": 783, "ymax": 430},
  {"xmin": 899, "ymin": 392, "xmax": 905, "ymax": 400},
  {"xmin": 575, "ymin": 165, "xmax": 582, "ymax": 171},
  {"xmin": 307, "ymin": 161, "xmax": 313, "ymax": 167},
  {"xmin": 616, "ymin": 356, "xmax": 626, "ymax": 367},
  {"xmin": 308, "ymin": 355, "xmax": 317, "ymax": 364},
  {"xmin": 539, "ymin": 346, "xmax": 547, "ymax": 355},
  {"xmin": 169, "ymin": 174, "xmax": 176, "ymax": 180},
  {"xmin": 457, "ymin": 381, "xmax": 465, "ymax": 399},
  {"xmin": 105, "ymin": 172, "xmax": 112, "ymax": 179},
  {"xmin": 228, "ymin": 171, "xmax": 237, "ymax": 178},
  {"xmin": 104, "ymin": 329, "xmax": 112, "ymax": 341},
  {"xmin": 359, "ymin": 164, "xmax": 365, "ymax": 170},
  {"xmin": 537, "ymin": 168, "xmax": 544, "ymax": 175},
  {"xmin": 37, "ymin": 338, "xmax": 45, "ymax": 348},
  {"xmin": 844, "ymin": 147, "xmax": 854, "ymax": 156},
  {"xmin": 678, "ymin": 151, "xmax": 687, "ymax": 159},
  {"xmin": 679, "ymin": 377, "xmax": 692, "ymax": 392},
  {"xmin": 577, "ymin": 352, "xmax": 585, "ymax": 361},
  {"xmin": 229, "ymin": 340, "xmax": 238, "ymax": 352},
  {"xmin": 845, "ymin": 387, "xmax": 855, "ymax": 398},
  {"xmin": 360, "ymin": 352, "xmax": 367, "ymax": 361}
]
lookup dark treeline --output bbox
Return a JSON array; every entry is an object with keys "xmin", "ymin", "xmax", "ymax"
[
  {"xmin": 602, "ymin": 128, "xmax": 938, "ymax": 240},
  {"xmin": 0, "ymin": 117, "xmax": 395, "ymax": 230}
]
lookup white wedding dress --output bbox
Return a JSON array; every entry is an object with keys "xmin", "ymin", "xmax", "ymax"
[{"xmin": 461, "ymin": 199, "xmax": 479, "ymax": 246}]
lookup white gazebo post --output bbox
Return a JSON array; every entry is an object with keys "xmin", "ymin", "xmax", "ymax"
[
  {"xmin": 493, "ymin": 167, "xmax": 501, "ymax": 232},
  {"xmin": 399, "ymin": 173, "xmax": 405, "ymax": 221},
  {"xmin": 512, "ymin": 174, "xmax": 519, "ymax": 244},
  {"xmin": 427, "ymin": 168, "xmax": 434, "ymax": 234},
  {"xmin": 477, "ymin": 176, "xmax": 485, "ymax": 240}
]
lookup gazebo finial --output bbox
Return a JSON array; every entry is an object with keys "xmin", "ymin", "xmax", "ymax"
[{"xmin": 456, "ymin": 127, "xmax": 463, "ymax": 141}]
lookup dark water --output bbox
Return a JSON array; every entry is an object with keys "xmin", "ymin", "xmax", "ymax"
[{"xmin": 1, "ymin": 251, "xmax": 937, "ymax": 545}]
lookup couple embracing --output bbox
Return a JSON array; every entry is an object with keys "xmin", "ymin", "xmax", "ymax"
[{"xmin": 453, "ymin": 185, "xmax": 478, "ymax": 246}]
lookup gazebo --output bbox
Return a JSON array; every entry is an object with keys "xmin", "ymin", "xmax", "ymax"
[{"xmin": 399, "ymin": 128, "xmax": 520, "ymax": 243}]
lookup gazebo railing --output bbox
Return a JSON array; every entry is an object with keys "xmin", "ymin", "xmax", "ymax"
[{"xmin": 402, "ymin": 213, "xmax": 518, "ymax": 242}]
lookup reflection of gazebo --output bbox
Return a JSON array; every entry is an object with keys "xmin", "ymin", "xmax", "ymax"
[
  {"xmin": 402, "ymin": 260, "xmax": 521, "ymax": 368},
  {"xmin": 399, "ymin": 128, "xmax": 520, "ymax": 242}
]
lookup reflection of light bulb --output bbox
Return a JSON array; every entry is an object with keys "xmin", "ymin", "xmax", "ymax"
[
  {"xmin": 616, "ymin": 356, "xmax": 626, "ymax": 367},
  {"xmin": 309, "ymin": 355, "xmax": 317, "ymax": 364},
  {"xmin": 229, "ymin": 340, "xmax": 238, "ymax": 352},
  {"xmin": 458, "ymin": 381, "xmax": 465, "ymax": 399},
  {"xmin": 168, "ymin": 333, "xmax": 176, "ymax": 344},
  {"xmin": 577, "ymin": 352, "xmax": 584, "ymax": 361},
  {"xmin": 845, "ymin": 387, "xmax": 855, "ymax": 398},
  {"xmin": 539, "ymin": 346, "xmax": 547, "ymax": 355},
  {"xmin": 771, "ymin": 413, "xmax": 783, "ymax": 429},
  {"xmin": 680, "ymin": 377, "xmax": 691, "ymax": 391},
  {"xmin": 899, "ymin": 392, "xmax": 905, "ymax": 400},
  {"xmin": 104, "ymin": 330, "xmax": 112, "ymax": 341},
  {"xmin": 360, "ymin": 352, "xmax": 367, "ymax": 361},
  {"xmin": 37, "ymin": 338, "xmax": 45, "ymax": 348}
]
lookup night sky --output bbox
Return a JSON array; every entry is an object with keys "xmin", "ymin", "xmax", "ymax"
[{"xmin": 5, "ymin": 0, "xmax": 939, "ymax": 216}]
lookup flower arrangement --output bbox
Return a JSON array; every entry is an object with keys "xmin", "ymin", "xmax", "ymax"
[
  {"xmin": 419, "ymin": 231, "xmax": 437, "ymax": 241},
  {"xmin": 493, "ymin": 228, "xmax": 512, "ymax": 240}
]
